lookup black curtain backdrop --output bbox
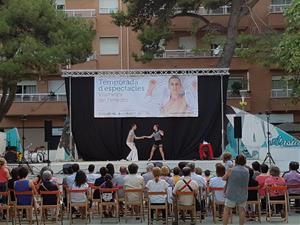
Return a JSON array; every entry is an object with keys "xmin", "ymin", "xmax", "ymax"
[{"xmin": 67, "ymin": 76, "xmax": 227, "ymax": 161}]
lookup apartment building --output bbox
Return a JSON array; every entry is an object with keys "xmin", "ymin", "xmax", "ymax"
[{"xmin": 1, "ymin": 0, "xmax": 299, "ymax": 149}]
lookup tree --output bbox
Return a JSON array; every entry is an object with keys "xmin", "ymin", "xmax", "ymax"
[
  {"xmin": 0, "ymin": 0, "xmax": 95, "ymax": 121},
  {"xmin": 236, "ymin": 1, "xmax": 300, "ymax": 100},
  {"xmin": 112, "ymin": 0, "xmax": 259, "ymax": 67}
]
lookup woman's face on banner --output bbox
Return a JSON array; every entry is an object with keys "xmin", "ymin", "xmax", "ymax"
[{"xmin": 169, "ymin": 77, "xmax": 182, "ymax": 96}]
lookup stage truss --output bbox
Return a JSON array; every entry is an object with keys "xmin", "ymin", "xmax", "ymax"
[
  {"xmin": 62, "ymin": 68, "xmax": 229, "ymax": 77},
  {"xmin": 62, "ymin": 68, "xmax": 230, "ymax": 160}
]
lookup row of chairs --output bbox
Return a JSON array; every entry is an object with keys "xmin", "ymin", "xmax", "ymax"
[{"xmin": 0, "ymin": 184, "xmax": 299, "ymax": 225}]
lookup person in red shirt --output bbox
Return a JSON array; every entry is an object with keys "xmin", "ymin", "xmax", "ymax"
[
  {"xmin": 256, "ymin": 163, "xmax": 269, "ymax": 210},
  {"xmin": 265, "ymin": 166, "xmax": 286, "ymax": 217},
  {"xmin": 0, "ymin": 158, "xmax": 9, "ymax": 203}
]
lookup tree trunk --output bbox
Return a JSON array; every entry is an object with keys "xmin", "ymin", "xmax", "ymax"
[
  {"xmin": 0, "ymin": 81, "xmax": 17, "ymax": 122},
  {"xmin": 217, "ymin": 0, "xmax": 244, "ymax": 68}
]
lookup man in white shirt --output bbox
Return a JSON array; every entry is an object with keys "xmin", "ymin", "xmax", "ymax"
[
  {"xmin": 187, "ymin": 162, "xmax": 206, "ymax": 188},
  {"xmin": 126, "ymin": 124, "xmax": 144, "ymax": 161},
  {"xmin": 173, "ymin": 167, "xmax": 199, "ymax": 225},
  {"xmin": 124, "ymin": 163, "xmax": 144, "ymax": 202},
  {"xmin": 86, "ymin": 164, "xmax": 100, "ymax": 184}
]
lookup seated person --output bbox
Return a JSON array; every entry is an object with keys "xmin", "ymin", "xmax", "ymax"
[
  {"xmin": 39, "ymin": 170, "xmax": 59, "ymax": 205},
  {"xmin": 14, "ymin": 166, "xmax": 36, "ymax": 205},
  {"xmin": 146, "ymin": 167, "xmax": 168, "ymax": 222},
  {"xmin": 283, "ymin": 161, "xmax": 300, "ymax": 208},
  {"xmin": 8, "ymin": 167, "xmax": 19, "ymax": 202},
  {"xmin": 93, "ymin": 167, "xmax": 108, "ymax": 199}
]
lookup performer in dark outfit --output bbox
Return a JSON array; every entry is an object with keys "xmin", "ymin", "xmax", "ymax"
[{"xmin": 145, "ymin": 124, "xmax": 165, "ymax": 161}]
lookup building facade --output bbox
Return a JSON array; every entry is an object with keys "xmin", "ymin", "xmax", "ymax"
[{"xmin": 1, "ymin": 0, "xmax": 299, "ymax": 150}]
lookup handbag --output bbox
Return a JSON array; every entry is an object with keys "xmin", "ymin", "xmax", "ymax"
[{"xmin": 182, "ymin": 179, "xmax": 201, "ymax": 211}]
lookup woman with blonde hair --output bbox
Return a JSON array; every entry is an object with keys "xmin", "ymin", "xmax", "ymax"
[
  {"xmin": 146, "ymin": 167, "xmax": 168, "ymax": 223},
  {"xmin": 160, "ymin": 166, "xmax": 174, "ymax": 187}
]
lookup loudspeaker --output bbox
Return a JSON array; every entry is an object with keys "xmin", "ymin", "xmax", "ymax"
[
  {"xmin": 234, "ymin": 116, "xmax": 242, "ymax": 138},
  {"xmin": 44, "ymin": 120, "xmax": 52, "ymax": 142}
]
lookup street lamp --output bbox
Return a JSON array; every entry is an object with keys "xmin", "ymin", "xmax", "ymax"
[{"xmin": 21, "ymin": 115, "xmax": 27, "ymax": 162}]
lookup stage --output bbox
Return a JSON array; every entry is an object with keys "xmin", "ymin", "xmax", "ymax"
[{"xmin": 7, "ymin": 158, "xmax": 292, "ymax": 177}]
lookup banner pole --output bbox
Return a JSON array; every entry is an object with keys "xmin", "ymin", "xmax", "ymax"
[
  {"xmin": 221, "ymin": 74, "xmax": 225, "ymax": 156},
  {"xmin": 69, "ymin": 77, "xmax": 74, "ymax": 161}
]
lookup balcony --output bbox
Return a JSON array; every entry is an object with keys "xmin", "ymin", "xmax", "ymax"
[
  {"xmin": 271, "ymin": 89, "xmax": 292, "ymax": 98},
  {"xmin": 99, "ymin": 8, "xmax": 118, "ymax": 14},
  {"xmin": 175, "ymin": 5, "xmax": 231, "ymax": 16},
  {"xmin": 155, "ymin": 49, "xmax": 222, "ymax": 59},
  {"xmin": 63, "ymin": 9, "xmax": 96, "ymax": 18},
  {"xmin": 12, "ymin": 93, "xmax": 67, "ymax": 102},
  {"xmin": 86, "ymin": 51, "xmax": 97, "ymax": 62},
  {"xmin": 269, "ymin": 4, "xmax": 291, "ymax": 13},
  {"xmin": 227, "ymin": 90, "xmax": 250, "ymax": 98}
]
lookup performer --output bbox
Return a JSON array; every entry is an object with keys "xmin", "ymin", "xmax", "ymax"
[
  {"xmin": 126, "ymin": 124, "xmax": 144, "ymax": 161},
  {"xmin": 145, "ymin": 124, "xmax": 165, "ymax": 161}
]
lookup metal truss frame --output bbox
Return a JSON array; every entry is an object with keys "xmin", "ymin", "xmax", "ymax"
[{"xmin": 62, "ymin": 68, "xmax": 229, "ymax": 77}]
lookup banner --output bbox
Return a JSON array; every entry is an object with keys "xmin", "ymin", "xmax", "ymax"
[{"xmin": 94, "ymin": 75, "xmax": 198, "ymax": 117}]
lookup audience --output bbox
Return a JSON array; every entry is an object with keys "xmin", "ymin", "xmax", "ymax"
[
  {"xmin": 39, "ymin": 170, "xmax": 59, "ymax": 205},
  {"xmin": 160, "ymin": 166, "xmax": 174, "ymax": 187},
  {"xmin": 251, "ymin": 161, "xmax": 261, "ymax": 179},
  {"xmin": 86, "ymin": 164, "xmax": 99, "ymax": 184},
  {"xmin": 146, "ymin": 167, "xmax": 168, "ymax": 222},
  {"xmin": 15, "ymin": 166, "xmax": 37, "ymax": 205},
  {"xmin": 4, "ymin": 157, "xmax": 300, "ymax": 222},
  {"xmin": 172, "ymin": 167, "xmax": 181, "ymax": 185},
  {"xmin": 93, "ymin": 167, "xmax": 108, "ymax": 199},
  {"xmin": 187, "ymin": 162, "xmax": 206, "ymax": 188},
  {"xmin": 65, "ymin": 163, "xmax": 80, "ymax": 188},
  {"xmin": 265, "ymin": 166, "xmax": 286, "ymax": 217},
  {"xmin": 223, "ymin": 154, "xmax": 249, "ymax": 225},
  {"xmin": 209, "ymin": 164, "xmax": 226, "ymax": 202},
  {"xmin": 222, "ymin": 152, "xmax": 233, "ymax": 171},
  {"xmin": 204, "ymin": 170, "xmax": 211, "ymax": 183},
  {"xmin": 0, "ymin": 158, "xmax": 9, "ymax": 203},
  {"xmin": 8, "ymin": 167, "xmax": 19, "ymax": 202},
  {"xmin": 283, "ymin": 161, "xmax": 300, "ymax": 209},
  {"xmin": 142, "ymin": 163, "xmax": 154, "ymax": 184}
]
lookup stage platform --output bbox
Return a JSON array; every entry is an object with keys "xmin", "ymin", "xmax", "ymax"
[{"xmin": 8, "ymin": 159, "xmax": 259, "ymax": 176}]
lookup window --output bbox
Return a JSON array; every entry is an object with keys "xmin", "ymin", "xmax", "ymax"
[
  {"xmin": 48, "ymin": 80, "xmax": 66, "ymax": 93},
  {"xmin": 100, "ymin": 37, "xmax": 119, "ymax": 55},
  {"xmin": 271, "ymin": 0, "xmax": 291, "ymax": 5},
  {"xmin": 99, "ymin": 0, "xmax": 118, "ymax": 14},
  {"xmin": 227, "ymin": 76, "xmax": 248, "ymax": 97},
  {"xmin": 179, "ymin": 36, "xmax": 196, "ymax": 50},
  {"xmin": 271, "ymin": 76, "xmax": 292, "ymax": 98},
  {"xmin": 55, "ymin": 0, "xmax": 65, "ymax": 10},
  {"xmin": 16, "ymin": 81, "xmax": 37, "ymax": 94}
]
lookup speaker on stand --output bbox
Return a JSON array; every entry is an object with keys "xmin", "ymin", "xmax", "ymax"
[
  {"xmin": 44, "ymin": 120, "xmax": 52, "ymax": 166},
  {"xmin": 234, "ymin": 116, "xmax": 242, "ymax": 155}
]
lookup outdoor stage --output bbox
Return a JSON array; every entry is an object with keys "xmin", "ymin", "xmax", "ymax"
[{"xmin": 7, "ymin": 158, "xmax": 292, "ymax": 176}]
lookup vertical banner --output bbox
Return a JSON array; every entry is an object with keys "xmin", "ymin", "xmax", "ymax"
[{"xmin": 94, "ymin": 75, "xmax": 198, "ymax": 117}]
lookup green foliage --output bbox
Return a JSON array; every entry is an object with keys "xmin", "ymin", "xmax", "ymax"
[{"xmin": 0, "ymin": 0, "xmax": 95, "ymax": 81}]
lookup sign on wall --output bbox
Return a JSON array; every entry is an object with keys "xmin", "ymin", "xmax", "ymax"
[{"xmin": 94, "ymin": 75, "xmax": 198, "ymax": 117}]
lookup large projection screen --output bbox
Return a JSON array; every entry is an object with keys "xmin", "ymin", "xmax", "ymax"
[{"xmin": 94, "ymin": 75, "xmax": 198, "ymax": 118}]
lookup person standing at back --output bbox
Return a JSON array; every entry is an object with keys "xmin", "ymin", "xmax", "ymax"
[
  {"xmin": 0, "ymin": 158, "xmax": 9, "ymax": 204},
  {"xmin": 223, "ymin": 154, "xmax": 249, "ymax": 225}
]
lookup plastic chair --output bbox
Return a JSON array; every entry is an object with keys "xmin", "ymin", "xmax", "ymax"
[
  {"xmin": 14, "ymin": 190, "xmax": 39, "ymax": 225},
  {"xmin": 99, "ymin": 188, "xmax": 120, "ymax": 223},
  {"xmin": 40, "ymin": 190, "xmax": 62, "ymax": 224},
  {"xmin": 0, "ymin": 191, "xmax": 10, "ymax": 225},
  {"xmin": 175, "ymin": 191, "xmax": 199, "ymax": 224},
  {"xmin": 208, "ymin": 187, "xmax": 225, "ymax": 223},
  {"xmin": 147, "ymin": 192, "xmax": 168, "ymax": 225},
  {"xmin": 68, "ymin": 188, "xmax": 90, "ymax": 225},
  {"xmin": 246, "ymin": 186, "xmax": 261, "ymax": 222},
  {"xmin": 266, "ymin": 185, "xmax": 288, "ymax": 222},
  {"xmin": 124, "ymin": 188, "xmax": 144, "ymax": 223}
]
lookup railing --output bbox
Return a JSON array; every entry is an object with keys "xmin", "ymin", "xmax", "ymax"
[
  {"xmin": 271, "ymin": 89, "xmax": 292, "ymax": 98},
  {"xmin": 155, "ymin": 49, "xmax": 222, "ymax": 59},
  {"xmin": 63, "ymin": 9, "xmax": 96, "ymax": 18},
  {"xmin": 99, "ymin": 8, "xmax": 118, "ymax": 14},
  {"xmin": 227, "ymin": 90, "xmax": 250, "ymax": 98},
  {"xmin": 269, "ymin": 4, "xmax": 291, "ymax": 13},
  {"xmin": 175, "ymin": 5, "xmax": 231, "ymax": 16},
  {"xmin": 3, "ymin": 93, "xmax": 68, "ymax": 102}
]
